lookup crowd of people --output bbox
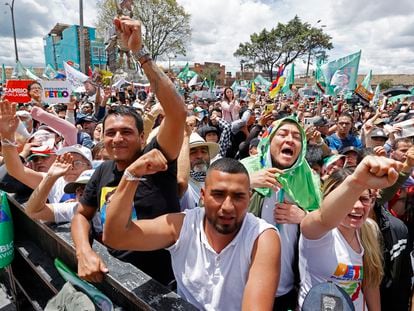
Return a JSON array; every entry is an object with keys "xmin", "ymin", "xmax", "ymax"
[{"xmin": 1, "ymin": 16, "xmax": 414, "ymax": 310}]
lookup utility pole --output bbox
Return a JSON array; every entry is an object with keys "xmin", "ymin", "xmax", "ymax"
[
  {"xmin": 5, "ymin": 0, "xmax": 19, "ymax": 62},
  {"xmin": 79, "ymin": 0, "xmax": 86, "ymax": 73},
  {"xmin": 305, "ymin": 19, "xmax": 322, "ymax": 78}
]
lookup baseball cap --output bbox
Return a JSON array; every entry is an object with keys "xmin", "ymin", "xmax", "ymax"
[
  {"xmin": 313, "ymin": 116, "xmax": 329, "ymax": 127},
  {"xmin": 76, "ymin": 114, "xmax": 97, "ymax": 125},
  {"xmin": 370, "ymin": 128, "xmax": 388, "ymax": 139},
  {"xmin": 323, "ymin": 154, "xmax": 345, "ymax": 169},
  {"xmin": 38, "ymin": 125, "xmax": 62, "ymax": 137},
  {"xmin": 302, "ymin": 281, "xmax": 355, "ymax": 311},
  {"xmin": 340, "ymin": 146, "xmax": 362, "ymax": 156},
  {"xmin": 56, "ymin": 144, "xmax": 93, "ymax": 167},
  {"xmin": 64, "ymin": 169, "xmax": 95, "ymax": 193},
  {"xmin": 27, "ymin": 148, "xmax": 55, "ymax": 162}
]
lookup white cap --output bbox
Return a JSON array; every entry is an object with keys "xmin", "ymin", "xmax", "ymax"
[
  {"xmin": 56, "ymin": 144, "xmax": 93, "ymax": 167},
  {"xmin": 64, "ymin": 169, "xmax": 95, "ymax": 193}
]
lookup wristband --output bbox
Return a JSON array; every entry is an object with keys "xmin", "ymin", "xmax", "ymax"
[
  {"xmin": 1, "ymin": 138, "xmax": 18, "ymax": 147},
  {"xmin": 123, "ymin": 169, "xmax": 141, "ymax": 182}
]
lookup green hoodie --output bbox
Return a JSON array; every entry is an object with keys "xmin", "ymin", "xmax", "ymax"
[{"xmin": 241, "ymin": 117, "xmax": 321, "ymax": 211}]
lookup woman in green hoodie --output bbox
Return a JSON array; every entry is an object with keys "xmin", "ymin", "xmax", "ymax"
[{"xmin": 241, "ymin": 116, "xmax": 321, "ymax": 310}]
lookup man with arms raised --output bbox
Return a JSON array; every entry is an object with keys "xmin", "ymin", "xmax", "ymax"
[
  {"xmin": 71, "ymin": 16, "xmax": 186, "ymax": 285},
  {"xmin": 104, "ymin": 156, "xmax": 280, "ymax": 310}
]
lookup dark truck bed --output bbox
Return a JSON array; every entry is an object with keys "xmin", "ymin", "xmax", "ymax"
[{"xmin": 0, "ymin": 195, "xmax": 196, "ymax": 310}]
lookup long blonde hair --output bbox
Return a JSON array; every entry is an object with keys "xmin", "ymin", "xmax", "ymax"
[{"xmin": 322, "ymin": 169, "xmax": 383, "ymax": 287}]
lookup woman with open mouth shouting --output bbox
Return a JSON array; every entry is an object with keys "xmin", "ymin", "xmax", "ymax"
[{"xmin": 298, "ymin": 155, "xmax": 403, "ymax": 310}]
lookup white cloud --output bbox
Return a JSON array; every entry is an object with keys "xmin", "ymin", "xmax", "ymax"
[{"xmin": 1, "ymin": 0, "xmax": 414, "ymax": 76}]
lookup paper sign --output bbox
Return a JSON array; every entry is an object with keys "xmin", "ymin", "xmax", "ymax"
[
  {"xmin": 393, "ymin": 119, "xmax": 414, "ymax": 139},
  {"xmin": 40, "ymin": 80, "xmax": 71, "ymax": 104},
  {"xmin": 4, "ymin": 80, "xmax": 33, "ymax": 103}
]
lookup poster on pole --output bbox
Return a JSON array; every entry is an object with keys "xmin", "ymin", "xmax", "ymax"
[
  {"xmin": 4, "ymin": 80, "xmax": 33, "ymax": 103},
  {"xmin": 40, "ymin": 80, "xmax": 71, "ymax": 104}
]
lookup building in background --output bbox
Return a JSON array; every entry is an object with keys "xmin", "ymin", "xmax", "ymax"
[{"xmin": 43, "ymin": 24, "xmax": 106, "ymax": 71}]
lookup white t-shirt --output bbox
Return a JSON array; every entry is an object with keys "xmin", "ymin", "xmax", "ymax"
[
  {"xmin": 261, "ymin": 190, "xmax": 298, "ymax": 296},
  {"xmin": 298, "ymin": 228, "xmax": 365, "ymax": 310},
  {"xmin": 47, "ymin": 176, "xmax": 68, "ymax": 203},
  {"xmin": 50, "ymin": 202, "xmax": 78, "ymax": 223},
  {"xmin": 180, "ymin": 179, "xmax": 203, "ymax": 211},
  {"xmin": 167, "ymin": 208, "xmax": 276, "ymax": 311}
]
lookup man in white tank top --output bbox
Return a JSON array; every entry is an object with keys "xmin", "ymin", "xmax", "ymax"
[{"xmin": 103, "ymin": 155, "xmax": 281, "ymax": 310}]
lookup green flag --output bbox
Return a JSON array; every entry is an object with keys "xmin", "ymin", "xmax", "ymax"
[
  {"xmin": 11, "ymin": 61, "xmax": 25, "ymax": 79},
  {"xmin": 1, "ymin": 64, "xmax": 6, "ymax": 84},
  {"xmin": 43, "ymin": 64, "xmax": 58, "ymax": 80},
  {"xmin": 281, "ymin": 63, "xmax": 295, "ymax": 94},
  {"xmin": 321, "ymin": 51, "xmax": 361, "ymax": 96},
  {"xmin": 254, "ymin": 74, "xmax": 271, "ymax": 89},
  {"xmin": 315, "ymin": 58, "xmax": 327, "ymax": 93},
  {"xmin": 231, "ymin": 80, "xmax": 240, "ymax": 90},
  {"xmin": 177, "ymin": 63, "xmax": 189, "ymax": 81},
  {"xmin": 0, "ymin": 191, "xmax": 14, "ymax": 269},
  {"xmin": 361, "ymin": 70, "xmax": 372, "ymax": 92}
]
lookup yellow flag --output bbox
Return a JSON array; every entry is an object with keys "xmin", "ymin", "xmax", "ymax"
[{"xmin": 269, "ymin": 77, "xmax": 285, "ymax": 99}]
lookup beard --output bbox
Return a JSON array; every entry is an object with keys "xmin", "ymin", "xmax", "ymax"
[
  {"xmin": 206, "ymin": 214, "xmax": 241, "ymax": 235},
  {"xmin": 191, "ymin": 160, "xmax": 209, "ymax": 173}
]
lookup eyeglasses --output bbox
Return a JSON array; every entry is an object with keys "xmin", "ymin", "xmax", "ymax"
[
  {"xmin": 358, "ymin": 196, "xmax": 372, "ymax": 206},
  {"xmin": 72, "ymin": 160, "xmax": 89, "ymax": 169},
  {"xmin": 338, "ymin": 122, "xmax": 351, "ymax": 126},
  {"xmin": 30, "ymin": 87, "xmax": 42, "ymax": 91},
  {"xmin": 30, "ymin": 156, "xmax": 49, "ymax": 163}
]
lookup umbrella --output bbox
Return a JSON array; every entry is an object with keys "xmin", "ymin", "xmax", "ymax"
[{"xmin": 382, "ymin": 87, "xmax": 411, "ymax": 97}]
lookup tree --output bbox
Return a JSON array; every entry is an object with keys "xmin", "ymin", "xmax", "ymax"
[
  {"xmin": 96, "ymin": 0, "xmax": 191, "ymax": 61},
  {"xmin": 234, "ymin": 16, "xmax": 332, "ymax": 81},
  {"xmin": 379, "ymin": 79, "xmax": 393, "ymax": 91},
  {"xmin": 199, "ymin": 64, "xmax": 220, "ymax": 83}
]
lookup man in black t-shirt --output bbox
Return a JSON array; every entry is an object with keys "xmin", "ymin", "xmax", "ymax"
[{"xmin": 71, "ymin": 17, "xmax": 186, "ymax": 285}]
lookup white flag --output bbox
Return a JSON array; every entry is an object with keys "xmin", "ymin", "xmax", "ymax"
[
  {"xmin": 63, "ymin": 62, "xmax": 89, "ymax": 92},
  {"xmin": 188, "ymin": 74, "xmax": 198, "ymax": 87}
]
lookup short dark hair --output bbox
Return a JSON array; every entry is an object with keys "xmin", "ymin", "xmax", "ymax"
[
  {"xmin": 27, "ymin": 81, "xmax": 41, "ymax": 93},
  {"xmin": 102, "ymin": 105, "xmax": 144, "ymax": 133},
  {"xmin": 338, "ymin": 112, "xmax": 353, "ymax": 122},
  {"xmin": 393, "ymin": 137, "xmax": 413, "ymax": 150},
  {"xmin": 207, "ymin": 158, "xmax": 249, "ymax": 179}
]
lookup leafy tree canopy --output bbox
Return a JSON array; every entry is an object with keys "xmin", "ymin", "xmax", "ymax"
[
  {"xmin": 96, "ymin": 0, "xmax": 191, "ymax": 61},
  {"xmin": 234, "ymin": 16, "xmax": 333, "ymax": 80}
]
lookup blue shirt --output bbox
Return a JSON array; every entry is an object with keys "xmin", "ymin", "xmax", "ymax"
[{"xmin": 326, "ymin": 133, "xmax": 362, "ymax": 151}]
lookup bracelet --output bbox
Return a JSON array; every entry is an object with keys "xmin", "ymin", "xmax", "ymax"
[
  {"xmin": 1, "ymin": 138, "xmax": 18, "ymax": 147},
  {"xmin": 123, "ymin": 169, "xmax": 141, "ymax": 182},
  {"xmin": 139, "ymin": 54, "xmax": 152, "ymax": 67},
  {"xmin": 132, "ymin": 46, "xmax": 152, "ymax": 67}
]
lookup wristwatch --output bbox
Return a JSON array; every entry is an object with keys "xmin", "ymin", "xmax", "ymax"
[{"xmin": 133, "ymin": 46, "xmax": 152, "ymax": 67}]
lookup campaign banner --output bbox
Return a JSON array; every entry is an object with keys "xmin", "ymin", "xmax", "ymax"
[
  {"xmin": 40, "ymin": 80, "xmax": 71, "ymax": 104},
  {"xmin": 355, "ymin": 84, "xmax": 374, "ymax": 101},
  {"xmin": 4, "ymin": 79, "xmax": 33, "ymax": 103}
]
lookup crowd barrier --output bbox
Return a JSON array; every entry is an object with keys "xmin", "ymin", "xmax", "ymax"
[{"xmin": 0, "ymin": 195, "xmax": 196, "ymax": 310}]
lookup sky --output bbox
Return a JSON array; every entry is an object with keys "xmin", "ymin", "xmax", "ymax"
[{"xmin": 1, "ymin": 0, "xmax": 414, "ymax": 76}]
